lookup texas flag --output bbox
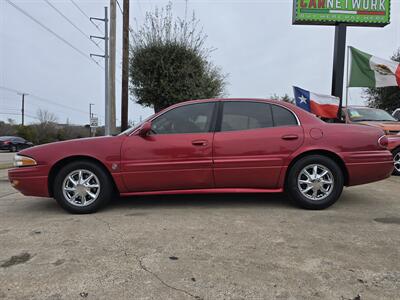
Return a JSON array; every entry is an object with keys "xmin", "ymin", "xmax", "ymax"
[{"xmin": 293, "ymin": 86, "xmax": 340, "ymax": 119}]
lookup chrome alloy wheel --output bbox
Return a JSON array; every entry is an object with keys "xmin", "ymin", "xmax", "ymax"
[
  {"xmin": 62, "ymin": 169, "xmax": 100, "ymax": 207},
  {"xmin": 394, "ymin": 152, "xmax": 400, "ymax": 173},
  {"xmin": 297, "ymin": 164, "xmax": 334, "ymax": 201}
]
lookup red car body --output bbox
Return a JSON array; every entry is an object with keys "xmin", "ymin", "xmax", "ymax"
[{"xmin": 9, "ymin": 99, "xmax": 394, "ymax": 200}]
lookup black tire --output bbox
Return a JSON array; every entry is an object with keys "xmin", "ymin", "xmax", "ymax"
[
  {"xmin": 286, "ymin": 155, "xmax": 344, "ymax": 210},
  {"xmin": 392, "ymin": 148, "xmax": 400, "ymax": 176},
  {"xmin": 53, "ymin": 160, "xmax": 113, "ymax": 214},
  {"xmin": 10, "ymin": 145, "xmax": 17, "ymax": 152}
]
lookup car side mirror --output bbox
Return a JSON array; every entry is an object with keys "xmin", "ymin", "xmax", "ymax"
[{"xmin": 138, "ymin": 121, "xmax": 152, "ymax": 137}]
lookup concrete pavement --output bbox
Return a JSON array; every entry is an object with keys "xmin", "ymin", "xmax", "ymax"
[
  {"xmin": 0, "ymin": 153, "xmax": 399, "ymax": 299},
  {"xmin": 0, "ymin": 152, "xmax": 13, "ymax": 169}
]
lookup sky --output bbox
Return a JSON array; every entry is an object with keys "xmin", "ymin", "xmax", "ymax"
[{"xmin": 0, "ymin": 0, "xmax": 399, "ymax": 126}]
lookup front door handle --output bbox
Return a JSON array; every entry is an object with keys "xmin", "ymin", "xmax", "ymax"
[
  {"xmin": 281, "ymin": 134, "xmax": 299, "ymax": 140},
  {"xmin": 192, "ymin": 140, "xmax": 208, "ymax": 146}
]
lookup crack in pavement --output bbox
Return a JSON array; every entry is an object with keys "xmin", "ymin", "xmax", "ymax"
[
  {"xmin": 135, "ymin": 254, "xmax": 202, "ymax": 300},
  {"xmin": 93, "ymin": 215, "xmax": 202, "ymax": 300}
]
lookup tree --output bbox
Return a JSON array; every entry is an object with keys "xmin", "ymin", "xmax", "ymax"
[
  {"xmin": 16, "ymin": 125, "xmax": 36, "ymax": 142},
  {"xmin": 37, "ymin": 109, "xmax": 57, "ymax": 124},
  {"xmin": 34, "ymin": 109, "xmax": 58, "ymax": 144},
  {"xmin": 129, "ymin": 2, "xmax": 226, "ymax": 113},
  {"xmin": 365, "ymin": 49, "xmax": 400, "ymax": 112},
  {"xmin": 270, "ymin": 93, "xmax": 295, "ymax": 104}
]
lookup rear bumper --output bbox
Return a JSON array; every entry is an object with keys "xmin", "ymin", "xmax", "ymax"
[
  {"xmin": 342, "ymin": 151, "xmax": 394, "ymax": 186},
  {"xmin": 8, "ymin": 165, "xmax": 50, "ymax": 197}
]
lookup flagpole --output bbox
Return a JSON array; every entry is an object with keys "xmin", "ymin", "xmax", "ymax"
[{"xmin": 345, "ymin": 46, "xmax": 350, "ymax": 108}]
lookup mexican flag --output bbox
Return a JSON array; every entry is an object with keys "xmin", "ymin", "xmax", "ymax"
[{"xmin": 348, "ymin": 47, "xmax": 400, "ymax": 88}]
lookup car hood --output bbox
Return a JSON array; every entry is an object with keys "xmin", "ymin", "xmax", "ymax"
[
  {"xmin": 358, "ymin": 121, "xmax": 400, "ymax": 132},
  {"xmin": 18, "ymin": 136, "xmax": 125, "ymax": 166}
]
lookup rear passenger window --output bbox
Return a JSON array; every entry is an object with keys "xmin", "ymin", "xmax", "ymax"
[
  {"xmin": 221, "ymin": 102, "xmax": 273, "ymax": 132},
  {"xmin": 271, "ymin": 105, "xmax": 298, "ymax": 127}
]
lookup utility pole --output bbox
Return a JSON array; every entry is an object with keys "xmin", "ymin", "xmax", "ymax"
[
  {"xmin": 109, "ymin": 0, "xmax": 116, "ymax": 134},
  {"xmin": 121, "ymin": 0, "xmax": 130, "ymax": 132},
  {"xmin": 17, "ymin": 93, "xmax": 28, "ymax": 126},
  {"xmin": 331, "ymin": 24, "xmax": 347, "ymax": 120},
  {"xmin": 90, "ymin": 7, "xmax": 110, "ymax": 135}
]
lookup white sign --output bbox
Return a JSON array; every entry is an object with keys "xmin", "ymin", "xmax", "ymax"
[{"xmin": 90, "ymin": 117, "xmax": 98, "ymax": 128}]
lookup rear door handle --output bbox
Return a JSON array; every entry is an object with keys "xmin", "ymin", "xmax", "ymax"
[
  {"xmin": 281, "ymin": 134, "xmax": 299, "ymax": 140},
  {"xmin": 192, "ymin": 140, "xmax": 208, "ymax": 146}
]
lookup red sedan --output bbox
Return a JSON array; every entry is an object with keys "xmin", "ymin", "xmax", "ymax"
[{"xmin": 8, "ymin": 99, "xmax": 394, "ymax": 213}]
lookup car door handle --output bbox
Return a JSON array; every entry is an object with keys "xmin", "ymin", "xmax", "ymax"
[
  {"xmin": 281, "ymin": 134, "xmax": 299, "ymax": 140},
  {"xmin": 192, "ymin": 140, "xmax": 208, "ymax": 146}
]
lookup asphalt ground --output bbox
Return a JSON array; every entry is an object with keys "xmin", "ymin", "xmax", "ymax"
[{"xmin": 0, "ymin": 152, "xmax": 399, "ymax": 299}]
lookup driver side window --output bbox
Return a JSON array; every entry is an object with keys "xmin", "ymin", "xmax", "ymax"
[{"xmin": 151, "ymin": 102, "xmax": 215, "ymax": 134}]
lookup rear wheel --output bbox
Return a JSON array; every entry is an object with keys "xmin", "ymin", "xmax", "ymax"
[
  {"xmin": 287, "ymin": 155, "xmax": 344, "ymax": 210},
  {"xmin": 392, "ymin": 148, "xmax": 400, "ymax": 176},
  {"xmin": 10, "ymin": 145, "xmax": 17, "ymax": 152},
  {"xmin": 53, "ymin": 160, "xmax": 113, "ymax": 214}
]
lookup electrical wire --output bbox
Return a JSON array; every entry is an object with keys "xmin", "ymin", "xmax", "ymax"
[
  {"xmin": 0, "ymin": 86, "xmax": 98, "ymax": 117},
  {"xmin": 4, "ymin": 0, "xmax": 102, "ymax": 69},
  {"xmin": 116, "ymin": 0, "xmax": 124, "ymax": 14},
  {"xmin": 69, "ymin": 0, "xmax": 102, "ymax": 34},
  {"xmin": 43, "ymin": 0, "xmax": 104, "ymax": 52}
]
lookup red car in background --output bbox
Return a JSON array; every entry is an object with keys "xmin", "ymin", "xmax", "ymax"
[
  {"xmin": 342, "ymin": 106, "xmax": 400, "ymax": 175},
  {"xmin": 9, "ymin": 99, "xmax": 394, "ymax": 214}
]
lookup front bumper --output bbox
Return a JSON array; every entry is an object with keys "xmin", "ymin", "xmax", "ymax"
[{"xmin": 8, "ymin": 165, "xmax": 50, "ymax": 197}]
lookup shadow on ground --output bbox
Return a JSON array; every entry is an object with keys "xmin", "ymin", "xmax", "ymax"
[{"xmin": 20, "ymin": 193, "xmax": 295, "ymax": 214}]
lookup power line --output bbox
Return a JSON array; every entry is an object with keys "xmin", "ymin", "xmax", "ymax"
[
  {"xmin": 69, "ymin": 0, "xmax": 102, "ymax": 34},
  {"xmin": 0, "ymin": 112, "xmax": 38, "ymax": 120},
  {"xmin": 116, "ymin": 0, "xmax": 124, "ymax": 14},
  {"xmin": 0, "ymin": 86, "xmax": 101, "ymax": 117},
  {"xmin": 43, "ymin": 0, "xmax": 104, "ymax": 52},
  {"xmin": 5, "ymin": 0, "xmax": 101, "ymax": 69}
]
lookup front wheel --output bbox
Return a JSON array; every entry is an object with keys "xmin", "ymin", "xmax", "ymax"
[
  {"xmin": 392, "ymin": 148, "xmax": 400, "ymax": 176},
  {"xmin": 287, "ymin": 155, "xmax": 344, "ymax": 210},
  {"xmin": 53, "ymin": 160, "xmax": 113, "ymax": 214}
]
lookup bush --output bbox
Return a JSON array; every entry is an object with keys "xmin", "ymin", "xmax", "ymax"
[{"xmin": 129, "ymin": 2, "xmax": 226, "ymax": 112}]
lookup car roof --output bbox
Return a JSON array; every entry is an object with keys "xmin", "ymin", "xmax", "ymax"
[
  {"xmin": 155, "ymin": 98, "xmax": 316, "ymax": 124},
  {"xmin": 0, "ymin": 136, "xmax": 17, "ymax": 140},
  {"xmin": 170, "ymin": 98, "xmax": 296, "ymax": 109},
  {"xmin": 345, "ymin": 106, "xmax": 382, "ymax": 110}
]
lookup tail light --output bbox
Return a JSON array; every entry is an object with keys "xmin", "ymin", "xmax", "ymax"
[
  {"xmin": 378, "ymin": 135, "xmax": 389, "ymax": 149},
  {"xmin": 3, "ymin": 141, "xmax": 10, "ymax": 145}
]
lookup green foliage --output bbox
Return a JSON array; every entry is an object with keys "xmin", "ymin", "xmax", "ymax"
[
  {"xmin": 0, "ymin": 115, "xmax": 92, "ymax": 145},
  {"xmin": 16, "ymin": 125, "xmax": 37, "ymax": 142},
  {"xmin": 270, "ymin": 93, "xmax": 295, "ymax": 103},
  {"xmin": 0, "ymin": 121, "xmax": 16, "ymax": 136},
  {"xmin": 365, "ymin": 49, "xmax": 400, "ymax": 113},
  {"xmin": 129, "ymin": 2, "xmax": 226, "ymax": 112}
]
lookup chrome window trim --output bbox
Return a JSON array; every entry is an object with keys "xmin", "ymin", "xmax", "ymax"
[
  {"xmin": 269, "ymin": 102, "xmax": 301, "ymax": 126},
  {"xmin": 130, "ymin": 100, "xmax": 218, "ymax": 136},
  {"xmin": 129, "ymin": 99, "xmax": 301, "ymax": 136}
]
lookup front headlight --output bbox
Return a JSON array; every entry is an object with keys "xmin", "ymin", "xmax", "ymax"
[{"xmin": 14, "ymin": 155, "xmax": 37, "ymax": 167}]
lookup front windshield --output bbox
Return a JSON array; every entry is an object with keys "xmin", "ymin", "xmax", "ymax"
[
  {"xmin": 347, "ymin": 108, "xmax": 397, "ymax": 122},
  {"xmin": 118, "ymin": 114, "xmax": 154, "ymax": 136}
]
